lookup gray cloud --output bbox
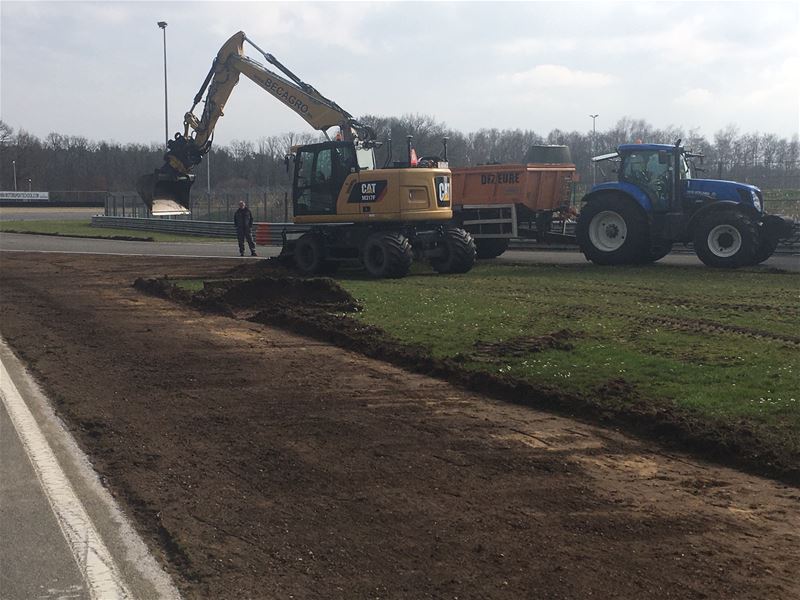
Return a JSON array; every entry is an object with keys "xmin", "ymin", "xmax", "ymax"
[{"xmin": 1, "ymin": 1, "xmax": 797, "ymax": 145}]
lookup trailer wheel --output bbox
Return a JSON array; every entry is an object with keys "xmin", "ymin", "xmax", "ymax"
[
  {"xmin": 294, "ymin": 233, "xmax": 328, "ymax": 275},
  {"xmin": 693, "ymin": 210, "xmax": 758, "ymax": 268},
  {"xmin": 475, "ymin": 238, "xmax": 509, "ymax": 259},
  {"xmin": 362, "ymin": 232, "xmax": 413, "ymax": 278},
  {"xmin": 431, "ymin": 228, "xmax": 476, "ymax": 274},
  {"xmin": 576, "ymin": 196, "xmax": 648, "ymax": 265}
]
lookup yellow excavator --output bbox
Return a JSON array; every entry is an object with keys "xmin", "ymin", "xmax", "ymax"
[{"xmin": 137, "ymin": 31, "xmax": 475, "ymax": 278}]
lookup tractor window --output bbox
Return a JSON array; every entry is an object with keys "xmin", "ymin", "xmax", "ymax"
[
  {"xmin": 678, "ymin": 154, "xmax": 692, "ymax": 179},
  {"xmin": 620, "ymin": 152, "xmax": 650, "ymax": 185},
  {"xmin": 621, "ymin": 150, "xmax": 670, "ymax": 210}
]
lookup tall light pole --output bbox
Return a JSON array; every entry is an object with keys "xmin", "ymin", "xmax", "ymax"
[
  {"xmin": 12, "ymin": 160, "xmax": 17, "ymax": 191},
  {"xmin": 589, "ymin": 114, "xmax": 599, "ymax": 186},
  {"xmin": 158, "ymin": 21, "xmax": 169, "ymax": 149}
]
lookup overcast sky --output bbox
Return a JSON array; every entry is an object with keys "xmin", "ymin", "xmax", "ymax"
[{"xmin": 1, "ymin": 1, "xmax": 798, "ymax": 147}]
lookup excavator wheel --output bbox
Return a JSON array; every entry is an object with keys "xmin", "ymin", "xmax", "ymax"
[
  {"xmin": 294, "ymin": 233, "xmax": 332, "ymax": 275},
  {"xmin": 362, "ymin": 231, "xmax": 413, "ymax": 279},
  {"xmin": 431, "ymin": 228, "xmax": 476, "ymax": 274}
]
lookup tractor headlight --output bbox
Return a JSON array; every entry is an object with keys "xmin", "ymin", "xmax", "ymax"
[{"xmin": 751, "ymin": 190, "xmax": 762, "ymax": 212}]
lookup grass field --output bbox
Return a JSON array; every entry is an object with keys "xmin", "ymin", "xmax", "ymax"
[{"xmin": 337, "ymin": 262, "xmax": 799, "ymax": 456}]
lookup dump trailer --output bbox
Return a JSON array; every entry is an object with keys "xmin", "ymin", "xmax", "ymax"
[{"xmin": 449, "ymin": 145, "xmax": 577, "ymax": 258}]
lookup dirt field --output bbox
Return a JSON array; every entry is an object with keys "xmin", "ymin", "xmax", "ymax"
[{"xmin": 1, "ymin": 252, "xmax": 799, "ymax": 600}]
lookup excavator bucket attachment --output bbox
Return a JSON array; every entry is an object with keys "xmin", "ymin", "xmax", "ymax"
[{"xmin": 136, "ymin": 171, "xmax": 193, "ymax": 216}]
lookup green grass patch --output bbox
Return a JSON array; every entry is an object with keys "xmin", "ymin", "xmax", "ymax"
[
  {"xmin": 338, "ymin": 262, "xmax": 800, "ymax": 450},
  {"xmin": 0, "ymin": 219, "xmax": 226, "ymax": 243}
]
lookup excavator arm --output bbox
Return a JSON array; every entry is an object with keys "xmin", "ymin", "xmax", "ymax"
[{"xmin": 138, "ymin": 31, "xmax": 375, "ymax": 215}]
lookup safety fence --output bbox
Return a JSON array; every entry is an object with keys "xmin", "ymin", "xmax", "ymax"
[
  {"xmin": 104, "ymin": 190, "xmax": 292, "ymax": 222},
  {"xmin": 91, "ymin": 216, "xmax": 305, "ymax": 246}
]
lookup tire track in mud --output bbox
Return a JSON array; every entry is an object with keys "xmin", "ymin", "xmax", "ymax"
[
  {"xmin": 608, "ymin": 311, "xmax": 800, "ymax": 347},
  {"xmin": 544, "ymin": 278, "xmax": 798, "ymax": 346}
]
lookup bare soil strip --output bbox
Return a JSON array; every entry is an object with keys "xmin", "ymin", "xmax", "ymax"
[{"xmin": 1, "ymin": 252, "xmax": 798, "ymax": 600}]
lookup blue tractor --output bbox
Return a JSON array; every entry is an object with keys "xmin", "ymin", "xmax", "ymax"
[{"xmin": 576, "ymin": 141, "xmax": 795, "ymax": 267}]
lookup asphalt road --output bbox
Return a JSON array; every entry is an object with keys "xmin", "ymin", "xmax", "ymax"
[
  {"xmin": 1, "ymin": 232, "xmax": 798, "ymax": 272},
  {"xmin": 0, "ymin": 337, "xmax": 179, "ymax": 599}
]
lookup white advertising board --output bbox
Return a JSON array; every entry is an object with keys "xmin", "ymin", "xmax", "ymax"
[{"xmin": 0, "ymin": 191, "xmax": 50, "ymax": 201}]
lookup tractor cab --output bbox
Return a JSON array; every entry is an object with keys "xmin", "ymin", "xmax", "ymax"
[{"xmin": 616, "ymin": 144, "xmax": 694, "ymax": 213}]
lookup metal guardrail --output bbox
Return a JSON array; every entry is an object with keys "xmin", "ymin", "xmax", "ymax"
[{"xmin": 91, "ymin": 216, "xmax": 305, "ymax": 245}]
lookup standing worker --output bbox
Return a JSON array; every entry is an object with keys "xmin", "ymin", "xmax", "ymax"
[{"xmin": 234, "ymin": 200, "xmax": 257, "ymax": 256}]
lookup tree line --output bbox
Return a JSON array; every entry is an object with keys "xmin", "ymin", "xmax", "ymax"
[{"xmin": 1, "ymin": 116, "xmax": 798, "ymax": 195}]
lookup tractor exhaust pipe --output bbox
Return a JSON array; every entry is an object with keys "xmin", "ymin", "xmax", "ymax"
[{"xmin": 136, "ymin": 171, "xmax": 193, "ymax": 216}]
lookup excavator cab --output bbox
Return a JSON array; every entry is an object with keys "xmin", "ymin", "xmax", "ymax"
[{"xmin": 293, "ymin": 141, "xmax": 364, "ymax": 216}]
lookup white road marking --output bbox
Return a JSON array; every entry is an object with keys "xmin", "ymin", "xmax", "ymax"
[{"xmin": 0, "ymin": 359, "xmax": 132, "ymax": 599}]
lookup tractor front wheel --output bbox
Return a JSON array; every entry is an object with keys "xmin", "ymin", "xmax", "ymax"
[{"xmin": 693, "ymin": 211, "xmax": 758, "ymax": 268}]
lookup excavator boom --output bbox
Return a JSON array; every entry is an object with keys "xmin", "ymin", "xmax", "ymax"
[{"xmin": 137, "ymin": 31, "xmax": 373, "ymax": 215}]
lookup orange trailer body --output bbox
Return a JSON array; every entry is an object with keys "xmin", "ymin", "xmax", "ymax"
[{"xmin": 450, "ymin": 163, "xmax": 576, "ymax": 212}]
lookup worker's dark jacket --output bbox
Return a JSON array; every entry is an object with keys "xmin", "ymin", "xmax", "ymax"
[{"xmin": 234, "ymin": 207, "xmax": 253, "ymax": 231}]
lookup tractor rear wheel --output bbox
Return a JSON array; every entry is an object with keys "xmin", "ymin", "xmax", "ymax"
[
  {"xmin": 576, "ymin": 196, "xmax": 648, "ymax": 265},
  {"xmin": 362, "ymin": 231, "xmax": 413, "ymax": 278},
  {"xmin": 475, "ymin": 238, "xmax": 509, "ymax": 259},
  {"xmin": 431, "ymin": 228, "xmax": 476, "ymax": 274},
  {"xmin": 693, "ymin": 210, "xmax": 758, "ymax": 268}
]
